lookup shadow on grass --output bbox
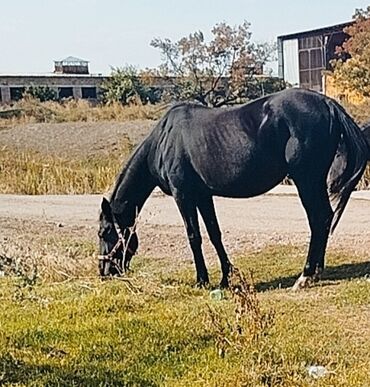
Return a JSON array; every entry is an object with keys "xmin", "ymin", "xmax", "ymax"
[
  {"xmin": 256, "ymin": 261, "xmax": 370, "ymax": 292},
  {"xmin": 0, "ymin": 355, "xmax": 158, "ymax": 387}
]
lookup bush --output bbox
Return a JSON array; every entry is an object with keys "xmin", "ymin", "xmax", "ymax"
[
  {"xmin": 25, "ymin": 86, "xmax": 57, "ymax": 102},
  {"xmin": 101, "ymin": 66, "xmax": 158, "ymax": 105}
]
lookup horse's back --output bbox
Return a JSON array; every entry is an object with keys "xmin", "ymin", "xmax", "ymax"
[{"xmin": 148, "ymin": 89, "xmax": 340, "ymax": 198}]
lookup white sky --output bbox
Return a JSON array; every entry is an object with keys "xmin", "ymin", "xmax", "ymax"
[{"xmin": 0, "ymin": 0, "xmax": 369, "ymax": 75}]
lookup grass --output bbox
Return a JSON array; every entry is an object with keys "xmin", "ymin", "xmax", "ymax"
[
  {"xmin": 0, "ymin": 144, "xmax": 369, "ymax": 194},
  {"xmin": 0, "ymin": 138, "xmax": 134, "ymax": 195},
  {"xmin": 0, "ymin": 97, "xmax": 163, "ymax": 125},
  {"xmin": 0, "ymin": 244, "xmax": 369, "ymax": 386},
  {"xmin": 358, "ymin": 165, "xmax": 370, "ymax": 190},
  {"xmin": 0, "ymin": 97, "xmax": 369, "ymax": 194}
]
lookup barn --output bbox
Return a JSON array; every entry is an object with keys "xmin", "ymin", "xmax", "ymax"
[{"xmin": 277, "ymin": 22, "xmax": 351, "ymax": 92}]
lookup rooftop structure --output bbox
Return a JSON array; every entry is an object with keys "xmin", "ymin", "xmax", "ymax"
[{"xmin": 54, "ymin": 56, "xmax": 89, "ymax": 74}]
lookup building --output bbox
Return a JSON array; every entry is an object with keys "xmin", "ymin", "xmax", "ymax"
[
  {"xmin": 277, "ymin": 22, "xmax": 351, "ymax": 92},
  {"xmin": 0, "ymin": 56, "xmax": 105, "ymax": 103}
]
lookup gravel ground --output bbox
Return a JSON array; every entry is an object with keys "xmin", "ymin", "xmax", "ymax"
[
  {"xmin": 0, "ymin": 188, "xmax": 369, "ymax": 263},
  {"xmin": 0, "ymin": 120, "xmax": 155, "ymax": 156}
]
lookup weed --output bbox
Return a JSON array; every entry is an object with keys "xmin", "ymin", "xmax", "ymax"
[{"xmin": 207, "ymin": 267, "xmax": 275, "ymax": 358}]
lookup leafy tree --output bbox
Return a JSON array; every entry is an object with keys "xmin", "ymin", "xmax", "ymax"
[
  {"xmin": 25, "ymin": 86, "xmax": 57, "ymax": 102},
  {"xmin": 331, "ymin": 7, "xmax": 370, "ymax": 97},
  {"xmin": 101, "ymin": 66, "xmax": 159, "ymax": 105},
  {"xmin": 150, "ymin": 21, "xmax": 282, "ymax": 106}
]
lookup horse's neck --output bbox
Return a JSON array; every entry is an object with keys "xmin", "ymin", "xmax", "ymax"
[{"xmin": 110, "ymin": 142, "xmax": 155, "ymax": 226}]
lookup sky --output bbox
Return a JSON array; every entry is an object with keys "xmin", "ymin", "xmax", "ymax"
[{"xmin": 0, "ymin": 0, "xmax": 369, "ymax": 75}]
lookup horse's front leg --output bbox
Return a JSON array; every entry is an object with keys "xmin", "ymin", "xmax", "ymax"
[
  {"xmin": 173, "ymin": 192, "xmax": 209, "ymax": 287},
  {"xmin": 197, "ymin": 195, "xmax": 232, "ymax": 288}
]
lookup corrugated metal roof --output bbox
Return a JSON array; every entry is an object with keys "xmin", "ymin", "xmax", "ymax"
[{"xmin": 278, "ymin": 21, "xmax": 352, "ymax": 41}]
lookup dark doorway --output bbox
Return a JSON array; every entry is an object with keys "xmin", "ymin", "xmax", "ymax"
[
  {"xmin": 58, "ymin": 87, "xmax": 74, "ymax": 99},
  {"xmin": 81, "ymin": 87, "xmax": 97, "ymax": 99},
  {"xmin": 10, "ymin": 87, "xmax": 25, "ymax": 101}
]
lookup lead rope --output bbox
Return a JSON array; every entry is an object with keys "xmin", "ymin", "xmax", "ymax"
[
  {"xmin": 98, "ymin": 210, "xmax": 138, "ymax": 275},
  {"xmin": 99, "ymin": 222, "xmax": 136, "ymax": 275}
]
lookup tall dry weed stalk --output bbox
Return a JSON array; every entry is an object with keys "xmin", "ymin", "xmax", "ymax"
[{"xmin": 207, "ymin": 267, "xmax": 275, "ymax": 357}]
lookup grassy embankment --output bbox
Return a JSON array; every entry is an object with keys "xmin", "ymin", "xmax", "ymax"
[
  {"xmin": 0, "ymin": 97, "xmax": 369, "ymax": 194},
  {"xmin": 0, "ymin": 243, "xmax": 369, "ymax": 386},
  {"xmin": 0, "ymin": 144, "xmax": 131, "ymax": 195},
  {"xmin": 0, "ymin": 98, "xmax": 161, "ymax": 194}
]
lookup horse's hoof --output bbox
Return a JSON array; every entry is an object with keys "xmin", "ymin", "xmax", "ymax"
[
  {"xmin": 219, "ymin": 278, "xmax": 229, "ymax": 289},
  {"xmin": 195, "ymin": 279, "xmax": 209, "ymax": 289},
  {"xmin": 291, "ymin": 274, "xmax": 313, "ymax": 291},
  {"xmin": 313, "ymin": 267, "xmax": 323, "ymax": 282}
]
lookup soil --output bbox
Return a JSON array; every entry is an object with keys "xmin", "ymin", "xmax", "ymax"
[
  {"xmin": 0, "ymin": 189, "xmax": 369, "ymax": 263},
  {"xmin": 0, "ymin": 120, "xmax": 155, "ymax": 157}
]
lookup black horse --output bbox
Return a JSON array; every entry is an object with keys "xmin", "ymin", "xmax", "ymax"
[{"xmin": 98, "ymin": 88, "xmax": 369, "ymax": 290}]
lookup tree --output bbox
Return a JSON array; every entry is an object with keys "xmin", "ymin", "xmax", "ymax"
[
  {"xmin": 331, "ymin": 7, "xmax": 370, "ymax": 97},
  {"xmin": 150, "ymin": 21, "xmax": 282, "ymax": 106},
  {"xmin": 101, "ymin": 66, "xmax": 159, "ymax": 105}
]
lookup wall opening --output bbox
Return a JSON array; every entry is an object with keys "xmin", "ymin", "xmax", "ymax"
[
  {"xmin": 10, "ymin": 87, "xmax": 25, "ymax": 101},
  {"xmin": 58, "ymin": 87, "xmax": 74, "ymax": 99},
  {"xmin": 81, "ymin": 87, "xmax": 97, "ymax": 99}
]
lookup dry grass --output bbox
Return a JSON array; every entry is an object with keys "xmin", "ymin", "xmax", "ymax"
[
  {"xmin": 358, "ymin": 165, "xmax": 370, "ymax": 190},
  {"xmin": 345, "ymin": 100, "xmax": 370, "ymax": 125},
  {"xmin": 2, "ymin": 145, "xmax": 368, "ymax": 194},
  {"xmin": 0, "ymin": 138, "xmax": 133, "ymax": 194},
  {"xmin": 0, "ymin": 97, "xmax": 163, "ymax": 125},
  {"xmin": 207, "ymin": 268, "xmax": 275, "ymax": 358},
  {"xmin": 0, "ymin": 97, "xmax": 369, "ymax": 195}
]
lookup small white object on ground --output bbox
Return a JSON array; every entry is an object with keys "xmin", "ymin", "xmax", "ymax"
[{"xmin": 307, "ymin": 365, "xmax": 328, "ymax": 378}]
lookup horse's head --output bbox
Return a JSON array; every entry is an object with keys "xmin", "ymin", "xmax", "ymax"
[{"xmin": 98, "ymin": 197, "xmax": 138, "ymax": 277}]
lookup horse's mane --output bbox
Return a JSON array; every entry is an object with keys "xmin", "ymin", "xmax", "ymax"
[
  {"xmin": 109, "ymin": 140, "xmax": 149, "ymax": 201},
  {"xmin": 361, "ymin": 120, "xmax": 370, "ymax": 131}
]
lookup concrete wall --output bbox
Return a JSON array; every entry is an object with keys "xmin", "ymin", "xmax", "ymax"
[{"xmin": 0, "ymin": 75, "xmax": 106, "ymax": 103}]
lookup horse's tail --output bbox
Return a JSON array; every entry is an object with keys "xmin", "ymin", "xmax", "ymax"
[{"xmin": 327, "ymin": 99, "xmax": 368, "ymax": 233}]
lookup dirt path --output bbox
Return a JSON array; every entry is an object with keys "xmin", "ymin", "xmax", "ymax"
[{"xmin": 1, "ymin": 187, "xmax": 369, "ymax": 260}]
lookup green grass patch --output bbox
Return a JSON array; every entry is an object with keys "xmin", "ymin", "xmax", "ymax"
[{"xmin": 0, "ymin": 245, "xmax": 369, "ymax": 386}]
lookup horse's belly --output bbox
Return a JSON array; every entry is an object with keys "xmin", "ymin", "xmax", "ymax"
[{"xmin": 197, "ymin": 160, "xmax": 287, "ymax": 198}]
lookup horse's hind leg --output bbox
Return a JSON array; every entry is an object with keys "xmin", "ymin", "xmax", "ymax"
[
  {"xmin": 291, "ymin": 177, "xmax": 334, "ymax": 290},
  {"xmin": 197, "ymin": 196, "xmax": 232, "ymax": 288}
]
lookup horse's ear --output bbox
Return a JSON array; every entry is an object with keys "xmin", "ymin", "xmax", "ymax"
[{"xmin": 101, "ymin": 197, "xmax": 112, "ymax": 217}]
